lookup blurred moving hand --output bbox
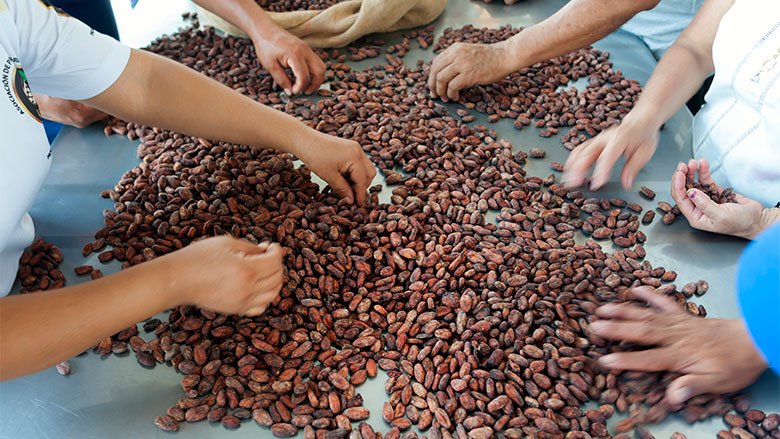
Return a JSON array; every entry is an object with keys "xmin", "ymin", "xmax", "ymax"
[{"xmin": 590, "ymin": 287, "xmax": 767, "ymax": 408}]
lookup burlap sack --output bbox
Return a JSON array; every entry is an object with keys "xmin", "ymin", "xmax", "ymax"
[{"xmin": 196, "ymin": 0, "xmax": 447, "ymax": 48}]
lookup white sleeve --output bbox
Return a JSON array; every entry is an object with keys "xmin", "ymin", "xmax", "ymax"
[{"xmin": 8, "ymin": 0, "xmax": 131, "ymax": 100}]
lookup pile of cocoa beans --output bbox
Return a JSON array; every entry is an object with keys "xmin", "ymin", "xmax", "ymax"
[
  {"xmin": 432, "ymin": 25, "xmax": 642, "ymax": 149},
  {"xmin": 16, "ymin": 238, "xmax": 65, "ymax": 293},
  {"xmin": 81, "ymin": 22, "xmax": 778, "ymax": 439}
]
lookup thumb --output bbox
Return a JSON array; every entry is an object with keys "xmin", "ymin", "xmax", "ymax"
[
  {"xmin": 234, "ymin": 240, "xmax": 280, "ymax": 258},
  {"xmin": 328, "ymin": 174, "xmax": 355, "ymax": 204},
  {"xmin": 664, "ymin": 374, "xmax": 712, "ymax": 408},
  {"xmin": 687, "ymin": 188, "xmax": 720, "ymax": 217}
]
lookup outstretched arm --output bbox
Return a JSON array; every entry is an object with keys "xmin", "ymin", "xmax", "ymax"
[
  {"xmin": 86, "ymin": 49, "xmax": 375, "ymax": 204},
  {"xmin": 429, "ymin": 0, "xmax": 660, "ymax": 101},
  {"xmin": 192, "ymin": 0, "xmax": 325, "ymax": 95}
]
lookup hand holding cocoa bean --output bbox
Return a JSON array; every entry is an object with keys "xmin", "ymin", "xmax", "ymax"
[
  {"xmin": 590, "ymin": 287, "xmax": 767, "ymax": 408},
  {"xmin": 164, "ymin": 236, "xmax": 284, "ymax": 316},
  {"xmin": 428, "ymin": 41, "xmax": 515, "ymax": 101},
  {"xmin": 291, "ymin": 128, "xmax": 377, "ymax": 205},
  {"xmin": 671, "ymin": 160, "xmax": 776, "ymax": 240},
  {"xmin": 563, "ymin": 115, "xmax": 659, "ymax": 190}
]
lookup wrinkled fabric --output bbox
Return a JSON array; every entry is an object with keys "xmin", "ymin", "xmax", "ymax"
[{"xmin": 197, "ymin": 0, "xmax": 447, "ymax": 48}]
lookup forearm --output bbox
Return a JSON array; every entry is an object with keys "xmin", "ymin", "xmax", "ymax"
[
  {"xmin": 86, "ymin": 49, "xmax": 311, "ymax": 155},
  {"xmin": 619, "ymin": 0, "xmax": 733, "ymax": 129},
  {"xmin": 191, "ymin": 0, "xmax": 279, "ymax": 40},
  {"xmin": 503, "ymin": 0, "xmax": 658, "ymax": 71},
  {"xmin": 0, "ymin": 263, "xmax": 176, "ymax": 380},
  {"xmin": 622, "ymin": 43, "xmax": 713, "ymax": 129}
]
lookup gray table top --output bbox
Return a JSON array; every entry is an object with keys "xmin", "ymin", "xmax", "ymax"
[{"xmin": 1, "ymin": 1, "xmax": 777, "ymax": 438}]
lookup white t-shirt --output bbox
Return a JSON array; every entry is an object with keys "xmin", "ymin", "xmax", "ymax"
[
  {"xmin": 0, "ymin": 0, "xmax": 130, "ymax": 295},
  {"xmin": 621, "ymin": 0, "xmax": 704, "ymax": 59},
  {"xmin": 692, "ymin": 0, "xmax": 780, "ymax": 207}
]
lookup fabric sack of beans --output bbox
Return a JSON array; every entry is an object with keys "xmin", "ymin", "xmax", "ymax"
[{"xmin": 195, "ymin": 0, "xmax": 447, "ymax": 48}]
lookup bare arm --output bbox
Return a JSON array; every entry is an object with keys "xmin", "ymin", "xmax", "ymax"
[
  {"xmin": 87, "ymin": 49, "xmax": 374, "ymax": 204},
  {"xmin": 0, "ymin": 262, "xmax": 174, "ymax": 380},
  {"xmin": 563, "ymin": 0, "xmax": 734, "ymax": 191},
  {"xmin": 504, "ymin": 0, "xmax": 660, "ymax": 72},
  {"xmin": 191, "ymin": 0, "xmax": 325, "ymax": 95},
  {"xmin": 0, "ymin": 237, "xmax": 283, "ymax": 381},
  {"xmin": 429, "ymin": 0, "xmax": 659, "ymax": 100},
  {"xmin": 621, "ymin": 0, "xmax": 731, "ymax": 131}
]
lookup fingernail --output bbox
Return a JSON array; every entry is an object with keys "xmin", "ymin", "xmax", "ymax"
[
  {"xmin": 599, "ymin": 355, "xmax": 616, "ymax": 366},
  {"xmin": 687, "ymin": 189, "xmax": 696, "ymax": 199},
  {"xmin": 589, "ymin": 321, "xmax": 604, "ymax": 331},
  {"xmin": 672, "ymin": 387, "xmax": 691, "ymax": 403}
]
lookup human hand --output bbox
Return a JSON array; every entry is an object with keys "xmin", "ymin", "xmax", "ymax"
[
  {"xmin": 291, "ymin": 128, "xmax": 376, "ymax": 205},
  {"xmin": 251, "ymin": 26, "xmax": 325, "ymax": 95},
  {"xmin": 428, "ymin": 42, "xmax": 515, "ymax": 102},
  {"xmin": 162, "ymin": 236, "xmax": 284, "ymax": 316},
  {"xmin": 590, "ymin": 287, "xmax": 767, "ymax": 408},
  {"xmin": 672, "ymin": 159, "xmax": 770, "ymax": 239},
  {"xmin": 34, "ymin": 94, "xmax": 107, "ymax": 128},
  {"xmin": 562, "ymin": 115, "xmax": 659, "ymax": 190}
]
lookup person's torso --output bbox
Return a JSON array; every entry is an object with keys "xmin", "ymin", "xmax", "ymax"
[
  {"xmin": 692, "ymin": 0, "xmax": 780, "ymax": 207},
  {"xmin": 0, "ymin": 0, "xmax": 53, "ymax": 295},
  {"xmin": 621, "ymin": 0, "xmax": 704, "ymax": 58}
]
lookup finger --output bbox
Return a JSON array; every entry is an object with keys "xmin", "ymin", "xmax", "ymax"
[
  {"xmin": 598, "ymin": 348, "xmax": 676, "ymax": 372},
  {"xmin": 244, "ymin": 304, "xmax": 268, "ymax": 317},
  {"xmin": 685, "ymin": 159, "xmax": 697, "ymax": 184},
  {"xmin": 562, "ymin": 137, "xmax": 607, "ymax": 188},
  {"xmin": 435, "ymin": 64, "xmax": 460, "ymax": 102},
  {"xmin": 620, "ymin": 144, "xmax": 654, "ymax": 190},
  {"xmin": 255, "ymin": 273, "xmax": 284, "ymax": 301},
  {"xmin": 288, "ymin": 56, "xmax": 311, "ymax": 96},
  {"xmin": 328, "ymin": 173, "xmax": 356, "ymax": 204},
  {"xmin": 671, "ymin": 163, "xmax": 690, "ymax": 206},
  {"xmin": 446, "ymin": 73, "xmax": 470, "ymax": 101},
  {"xmin": 687, "ymin": 188, "xmax": 721, "ymax": 219},
  {"xmin": 588, "ymin": 319, "xmax": 666, "ymax": 345},
  {"xmin": 230, "ymin": 238, "xmax": 271, "ymax": 256},
  {"xmin": 305, "ymin": 54, "xmax": 326, "ymax": 94},
  {"xmin": 673, "ymin": 166, "xmax": 705, "ymax": 227},
  {"xmin": 697, "ymin": 158, "xmax": 718, "ymax": 188},
  {"xmin": 664, "ymin": 374, "xmax": 714, "ymax": 407},
  {"xmin": 630, "ymin": 286, "xmax": 682, "ymax": 314},
  {"xmin": 590, "ymin": 137, "xmax": 624, "ymax": 190},
  {"xmin": 594, "ymin": 302, "xmax": 656, "ymax": 321},
  {"xmin": 245, "ymin": 243, "xmax": 284, "ymax": 270},
  {"xmin": 428, "ymin": 53, "xmax": 452, "ymax": 97},
  {"xmin": 266, "ymin": 61, "xmax": 294, "ymax": 95},
  {"xmin": 347, "ymin": 161, "xmax": 375, "ymax": 206}
]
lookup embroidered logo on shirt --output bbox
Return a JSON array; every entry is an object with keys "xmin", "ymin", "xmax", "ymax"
[{"xmin": 3, "ymin": 57, "xmax": 41, "ymax": 123}]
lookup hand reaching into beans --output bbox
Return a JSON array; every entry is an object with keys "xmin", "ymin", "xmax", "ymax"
[
  {"xmin": 165, "ymin": 236, "xmax": 284, "ymax": 316},
  {"xmin": 563, "ymin": 114, "xmax": 659, "ymax": 190},
  {"xmin": 291, "ymin": 129, "xmax": 377, "ymax": 205},
  {"xmin": 590, "ymin": 287, "xmax": 767, "ymax": 408},
  {"xmin": 428, "ymin": 42, "xmax": 515, "ymax": 102},
  {"xmin": 671, "ymin": 159, "xmax": 778, "ymax": 240},
  {"xmin": 251, "ymin": 26, "xmax": 326, "ymax": 95}
]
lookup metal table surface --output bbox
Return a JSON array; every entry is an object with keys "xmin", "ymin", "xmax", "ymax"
[{"xmin": 1, "ymin": 1, "xmax": 778, "ymax": 438}]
